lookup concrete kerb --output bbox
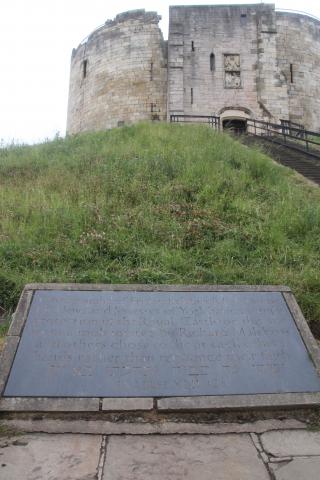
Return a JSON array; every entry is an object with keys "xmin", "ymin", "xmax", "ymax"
[
  {"xmin": 8, "ymin": 288, "xmax": 34, "ymax": 337},
  {"xmin": 0, "ymin": 397, "xmax": 100, "ymax": 412},
  {"xmin": 0, "ymin": 418, "xmax": 308, "ymax": 435},
  {"xmin": 0, "ymin": 336, "xmax": 20, "ymax": 396},
  {"xmin": 156, "ymin": 393, "xmax": 320, "ymax": 412},
  {"xmin": 23, "ymin": 283, "xmax": 292, "ymax": 292}
]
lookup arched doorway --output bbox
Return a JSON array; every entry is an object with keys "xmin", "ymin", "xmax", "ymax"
[
  {"xmin": 218, "ymin": 108, "xmax": 251, "ymax": 136},
  {"xmin": 222, "ymin": 118, "xmax": 247, "ymax": 135}
]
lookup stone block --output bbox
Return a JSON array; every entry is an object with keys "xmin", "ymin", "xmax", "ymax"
[
  {"xmin": 0, "ymin": 397, "xmax": 100, "ymax": 412},
  {"xmin": 0, "ymin": 434, "xmax": 102, "ymax": 480},
  {"xmin": 157, "ymin": 393, "xmax": 320, "ymax": 411},
  {"xmin": 102, "ymin": 434, "xmax": 270, "ymax": 479},
  {"xmin": 102, "ymin": 398, "xmax": 153, "ymax": 411},
  {"xmin": 261, "ymin": 431, "xmax": 320, "ymax": 457},
  {"xmin": 0, "ymin": 336, "xmax": 20, "ymax": 395},
  {"xmin": 269, "ymin": 457, "xmax": 320, "ymax": 480}
]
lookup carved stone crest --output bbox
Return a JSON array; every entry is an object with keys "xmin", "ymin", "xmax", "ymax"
[
  {"xmin": 224, "ymin": 54, "xmax": 240, "ymax": 71},
  {"xmin": 225, "ymin": 71, "xmax": 241, "ymax": 88},
  {"xmin": 224, "ymin": 54, "xmax": 241, "ymax": 88}
]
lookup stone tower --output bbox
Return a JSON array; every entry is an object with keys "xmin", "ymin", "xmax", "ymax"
[
  {"xmin": 67, "ymin": 5, "xmax": 320, "ymax": 133},
  {"xmin": 67, "ymin": 10, "xmax": 167, "ymax": 133}
]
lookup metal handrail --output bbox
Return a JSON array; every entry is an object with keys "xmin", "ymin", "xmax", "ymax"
[
  {"xmin": 247, "ymin": 119, "xmax": 320, "ymax": 159},
  {"xmin": 170, "ymin": 114, "xmax": 221, "ymax": 130},
  {"xmin": 280, "ymin": 119, "xmax": 305, "ymax": 130},
  {"xmin": 79, "ymin": 24, "xmax": 105, "ymax": 45},
  {"xmin": 169, "ymin": 115, "xmax": 320, "ymax": 159}
]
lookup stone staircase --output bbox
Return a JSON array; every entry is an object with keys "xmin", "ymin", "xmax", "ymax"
[{"xmin": 243, "ymin": 136, "xmax": 320, "ymax": 185}]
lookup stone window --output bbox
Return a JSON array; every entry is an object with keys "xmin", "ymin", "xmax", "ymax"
[
  {"xmin": 82, "ymin": 60, "xmax": 88, "ymax": 79},
  {"xmin": 290, "ymin": 64, "xmax": 294, "ymax": 83},
  {"xmin": 191, "ymin": 88, "xmax": 194, "ymax": 104},
  {"xmin": 150, "ymin": 62, "xmax": 153, "ymax": 81},
  {"xmin": 240, "ymin": 13, "xmax": 247, "ymax": 26},
  {"xmin": 224, "ymin": 54, "xmax": 241, "ymax": 89},
  {"xmin": 191, "ymin": 41, "xmax": 195, "ymax": 52},
  {"xmin": 210, "ymin": 53, "xmax": 215, "ymax": 72}
]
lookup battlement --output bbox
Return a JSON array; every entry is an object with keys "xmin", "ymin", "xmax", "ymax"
[{"xmin": 109, "ymin": 9, "xmax": 161, "ymax": 26}]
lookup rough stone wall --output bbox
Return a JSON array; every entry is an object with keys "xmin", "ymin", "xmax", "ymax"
[
  {"xmin": 67, "ymin": 10, "xmax": 167, "ymax": 134},
  {"xmin": 276, "ymin": 12, "xmax": 320, "ymax": 130},
  {"xmin": 167, "ymin": 4, "xmax": 290, "ymax": 122},
  {"xmin": 256, "ymin": 7, "xmax": 289, "ymax": 122},
  {"xmin": 67, "ymin": 6, "xmax": 320, "ymax": 133}
]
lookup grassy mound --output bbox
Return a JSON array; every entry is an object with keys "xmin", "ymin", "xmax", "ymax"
[{"xmin": 0, "ymin": 122, "xmax": 319, "ymax": 335}]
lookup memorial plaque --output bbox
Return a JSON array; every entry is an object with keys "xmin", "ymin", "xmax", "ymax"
[{"xmin": 3, "ymin": 286, "xmax": 320, "ymax": 398}]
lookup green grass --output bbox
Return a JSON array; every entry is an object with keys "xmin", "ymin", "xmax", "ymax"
[
  {"xmin": 0, "ymin": 122, "xmax": 320, "ymax": 336},
  {"xmin": 0, "ymin": 315, "xmax": 10, "ymax": 351},
  {"xmin": 287, "ymin": 134, "xmax": 320, "ymax": 152}
]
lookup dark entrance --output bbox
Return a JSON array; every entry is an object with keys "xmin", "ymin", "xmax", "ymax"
[{"xmin": 223, "ymin": 118, "xmax": 247, "ymax": 135}]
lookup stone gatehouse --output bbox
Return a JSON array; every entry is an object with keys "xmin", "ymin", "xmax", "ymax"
[{"xmin": 66, "ymin": 4, "xmax": 320, "ymax": 133}]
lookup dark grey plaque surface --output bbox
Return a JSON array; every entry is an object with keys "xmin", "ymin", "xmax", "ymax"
[{"xmin": 4, "ymin": 290, "xmax": 320, "ymax": 397}]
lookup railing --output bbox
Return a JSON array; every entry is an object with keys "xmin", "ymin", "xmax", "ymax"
[
  {"xmin": 169, "ymin": 115, "xmax": 320, "ymax": 158},
  {"xmin": 247, "ymin": 119, "xmax": 320, "ymax": 159},
  {"xmin": 170, "ymin": 114, "xmax": 221, "ymax": 130},
  {"xmin": 280, "ymin": 119, "xmax": 305, "ymax": 138},
  {"xmin": 80, "ymin": 23, "xmax": 105, "ymax": 45}
]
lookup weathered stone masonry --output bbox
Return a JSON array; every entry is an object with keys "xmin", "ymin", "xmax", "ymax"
[
  {"xmin": 67, "ymin": 5, "xmax": 320, "ymax": 133},
  {"xmin": 67, "ymin": 10, "xmax": 167, "ymax": 133}
]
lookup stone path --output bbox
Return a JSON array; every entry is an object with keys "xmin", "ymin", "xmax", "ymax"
[{"xmin": 0, "ymin": 429, "xmax": 320, "ymax": 480}]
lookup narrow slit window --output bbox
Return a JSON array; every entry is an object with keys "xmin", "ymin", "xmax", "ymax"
[
  {"xmin": 191, "ymin": 88, "xmax": 193, "ymax": 104},
  {"xmin": 191, "ymin": 41, "xmax": 195, "ymax": 52},
  {"xmin": 290, "ymin": 64, "xmax": 294, "ymax": 83},
  {"xmin": 82, "ymin": 60, "xmax": 87, "ymax": 79},
  {"xmin": 240, "ymin": 13, "xmax": 247, "ymax": 25},
  {"xmin": 210, "ymin": 53, "xmax": 215, "ymax": 72},
  {"xmin": 150, "ymin": 62, "xmax": 153, "ymax": 81}
]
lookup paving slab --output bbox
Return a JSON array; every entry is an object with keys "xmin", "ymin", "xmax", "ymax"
[
  {"xmin": 0, "ymin": 397, "xmax": 100, "ymax": 411},
  {"xmin": 0, "ymin": 434, "xmax": 102, "ymax": 480},
  {"xmin": 157, "ymin": 393, "xmax": 320, "ymax": 410},
  {"xmin": 102, "ymin": 434, "xmax": 270, "ymax": 480},
  {"xmin": 269, "ymin": 457, "xmax": 320, "ymax": 480},
  {"xmin": 261, "ymin": 430, "xmax": 320, "ymax": 456},
  {"xmin": 102, "ymin": 397, "xmax": 153, "ymax": 411}
]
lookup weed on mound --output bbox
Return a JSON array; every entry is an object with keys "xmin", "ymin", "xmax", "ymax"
[{"xmin": 0, "ymin": 122, "xmax": 319, "ymax": 335}]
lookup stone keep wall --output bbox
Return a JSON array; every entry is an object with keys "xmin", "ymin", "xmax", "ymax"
[
  {"xmin": 276, "ymin": 12, "xmax": 320, "ymax": 130},
  {"xmin": 167, "ymin": 4, "xmax": 289, "ymax": 123},
  {"xmin": 66, "ymin": 10, "xmax": 167, "ymax": 134},
  {"xmin": 256, "ymin": 7, "xmax": 289, "ymax": 121},
  {"xmin": 67, "ymin": 6, "xmax": 320, "ymax": 133}
]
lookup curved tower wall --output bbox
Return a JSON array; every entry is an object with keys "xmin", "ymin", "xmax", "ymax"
[
  {"xmin": 276, "ymin": 12, "xmax": 320, "ymax": 130},
  {"xmin": 67, "ymin": 10, "xmax": 167, "ymax": 134}
]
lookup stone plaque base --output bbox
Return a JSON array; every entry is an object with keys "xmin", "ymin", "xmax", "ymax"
[{"xmin": 1, "ymin": 284, "xmax": 320, "ymax": 412}]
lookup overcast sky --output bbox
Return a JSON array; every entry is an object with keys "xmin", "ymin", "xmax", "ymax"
[{"xmin": 0, "ymin": 0, "xmax": 319, "ymax": 144}]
